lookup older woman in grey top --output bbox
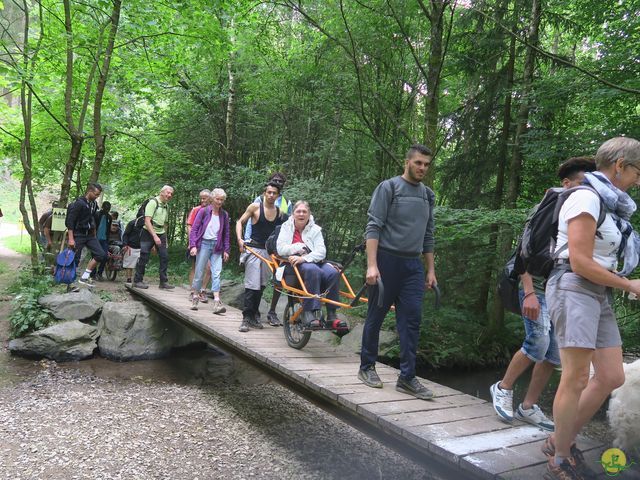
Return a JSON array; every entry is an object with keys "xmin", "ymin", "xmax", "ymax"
[{"xmin": 543, "ymin": 137, "xmax": 640, "ymax": 479}]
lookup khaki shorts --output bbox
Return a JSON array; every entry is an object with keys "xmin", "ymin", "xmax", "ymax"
[
  {"xmin": 122, "ymin": 248, "xmax": 141, "ymax": 269},
  {"xmin": 546, "ymin": 272, "xmax": 621, "ymax": 350}
]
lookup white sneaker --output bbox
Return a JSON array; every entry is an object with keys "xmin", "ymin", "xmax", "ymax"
[
  {"xmin": 490, "ymin": 381, "xmax": 514, "ymax": 422},
  {"xmin": 515, "ymin": 403, "xmax": 554, "ymax": 431}
]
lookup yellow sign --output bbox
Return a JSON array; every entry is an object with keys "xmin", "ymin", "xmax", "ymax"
[
  {"xmin": 51, "ymin": 208, "xmax": 67, "ymax": 232},
  {"xmin": 600, "ymin": 448, "xmax": 634, "ymax": 476}
]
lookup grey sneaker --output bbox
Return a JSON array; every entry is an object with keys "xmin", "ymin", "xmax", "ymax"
[
  {"xmin": 133, "ymin": 281, "xmax": 149, "ymax": 289},
  {"xmin": 490, "ymin": 382, "xmax": 514, "ymax": 422},
  {"xmin": 396, "ymin": 376, "xmax": 434, "ymax": 400},
  {"xmin": 248, "ymin": 315, "xmax": 263, "ymax": 329},
  {"xmin": 515, "ymin": 403, "xmax": 554, "ymax": 431},
  {"xmin": 190, "ymin": 292, "xmax": 199, "ymax": 311},
  {"xmin": 358, "ymin": 367, "xmax": 383, "ymax": 388},
  {"xmin": 238, "ymin": 319, "xmax": 250, "ymax": 333},
  {"xmin": 159, "ymin": 283, "xmax": 175, "ymax": 290},
  {"xmin": 212, "ymin": 301, "xmax": 226, "ymax": 314},
  {"xmin": 267, "ymin": 310, "xmax": 281, "ymax": 326}
]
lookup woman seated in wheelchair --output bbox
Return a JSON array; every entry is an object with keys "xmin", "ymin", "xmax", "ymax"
[{"xmin": 276, "ymin": 200, "xmax": 348, "ymax": 331}]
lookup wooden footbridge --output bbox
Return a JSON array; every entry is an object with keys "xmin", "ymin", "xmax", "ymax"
[{"xmin": 128, "ymin": 285, "xmax": 626, "ymax": 480}]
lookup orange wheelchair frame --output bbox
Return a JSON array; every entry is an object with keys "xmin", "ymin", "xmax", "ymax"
[{"xmin": 244, "ymin": 244, "xmax": 371, "ymax": 349}]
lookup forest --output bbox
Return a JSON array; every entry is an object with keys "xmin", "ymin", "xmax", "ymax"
[{"xmin": 1, "ymin": 0, "xmax": 639, "ymax": 367}]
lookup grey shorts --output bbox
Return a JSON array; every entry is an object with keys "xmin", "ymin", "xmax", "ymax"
[
  {"xmin": 122, "ymin": 248, "xmax": 140, "ymax": 269},
  {"xmin": 244, "ymin": 247, "xmax": 270, "ymax": 290},
  {"xmin": 545, "ymin": 271, "xmax": 621, "ymax": 350}
]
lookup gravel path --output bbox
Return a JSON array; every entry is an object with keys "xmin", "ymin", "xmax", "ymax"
[{"xmin": 0, "ymin": 361, "xmax": 436, "ymax": 480}]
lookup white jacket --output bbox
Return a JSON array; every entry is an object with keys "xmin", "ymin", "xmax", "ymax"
[{"xmin": 276, "ymin": 215, "xmax": 326, "ymax": 263}]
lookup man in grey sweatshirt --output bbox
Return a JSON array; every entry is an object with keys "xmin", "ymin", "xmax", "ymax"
[{"xmin": 358, "ymin": 144, "xmax": 437, "ymax": 400}]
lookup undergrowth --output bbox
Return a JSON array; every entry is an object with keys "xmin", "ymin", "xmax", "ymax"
[{"xmin": 7, "ymin": 268, "xmax": 55, "ymax": 338}]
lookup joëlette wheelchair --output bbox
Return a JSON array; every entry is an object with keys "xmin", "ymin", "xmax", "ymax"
[
  {"xmin": 244, "ymin": 243, "xmax": 373, "ymax": 349},
  {"xmin": 244, "ymin": 243, "xmax": 441, "ymax": 350}
]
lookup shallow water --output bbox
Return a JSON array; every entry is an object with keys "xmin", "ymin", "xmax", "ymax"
[{"xmin": 0, "ymin": 343, "xmax": 271, "ymax": 388}]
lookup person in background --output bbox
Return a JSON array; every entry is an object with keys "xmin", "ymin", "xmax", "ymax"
[
  {"xmin": 121, "ymin": 217, "xmax": 142, "ymax": 285},
  {"xmin": 94, "ymin": 201, "xmax": 112, "ymax": 281},
  {"xmin": 187, "ymin": 189, "xmax": 211, "ymax": 288},
  {"xmin": 38, "ymin": 201, "xmax": 59, "ymax": 251},
  {"xmin": 189, "ymin": 189, "xmax": 230, "ymax": 314},
  {"xmin": 109, "ymin": 211, "xmax": 123, "ymax": 243},
  {"xmin": 236, "ymin": 182, "xmax": 288, "ymax": 332},
  {"xmin": 242, "ymin": 172, "xmax": 292, "ymax": 326},
  {"xmin": 65, "ymin": 183, "xmax": 105, "ymax": 288},
  {"xmin": 133, "ymin": 185, "xmax": 175, "ymax": 290}
]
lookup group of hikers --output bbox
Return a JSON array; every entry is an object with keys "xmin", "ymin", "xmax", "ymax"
[{"xmin": 57, "ymin": 135, "xmax": 640, "ymax": 480}]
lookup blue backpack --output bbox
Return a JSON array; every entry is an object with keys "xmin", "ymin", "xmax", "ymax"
[{"xmin": 54, "ymin": 248, "xmax": 77, "ymax": 285}]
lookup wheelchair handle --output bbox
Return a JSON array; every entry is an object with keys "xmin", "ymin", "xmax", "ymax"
[
  {"xmin": 351, "ymin": 277, "xmax": 384, "ymax": 308},
  {"xmin": 429, "ymin": 283, "xmax": 441, "ymax": 310}
]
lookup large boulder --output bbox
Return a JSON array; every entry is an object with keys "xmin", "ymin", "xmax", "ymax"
[
  {"xmin": 97, "ymin": 301, "xmax": 180, "ymax": 360},
  {"xmin": 8, "ymin": 320, "xmax": 98, "ymax": 361},
  {"xmin": 38, "ymin": 289, "xmax": 104, "ymax": 322}
]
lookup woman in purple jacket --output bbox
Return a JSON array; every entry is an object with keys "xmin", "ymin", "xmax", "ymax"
[{"xmin": 189, "ymin": 188, "xmax": 231, "ymax": 313}]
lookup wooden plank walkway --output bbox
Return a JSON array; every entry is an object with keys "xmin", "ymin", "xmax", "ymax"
[{"xmin": 127, "ymin": 285, "xmax": 631, "ymax": 479}]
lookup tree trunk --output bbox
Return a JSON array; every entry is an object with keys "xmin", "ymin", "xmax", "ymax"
[
  {"xmin": 505, "ymin": 0, "xmax": 542, "ymax": 208},
  {"xmin": 60, "ymin": 136, "xmax": 84, "ymax": 205},
  {"xmin": 15, "ymin": 0, "xmax": 43, "ymax": 267},
  {"xmin": 225, "ymin": 21, "xmax": 237, "ymax": 165},
  {"xmin": 89, "ymin": 0, "xmax": 122, "ymax": 184},
  {"xmin": 422, "ymin": 0, "xmax": 448, "ymax": 187}
]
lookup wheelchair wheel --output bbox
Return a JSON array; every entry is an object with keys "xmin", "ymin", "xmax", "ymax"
[{"xmin": 283, "ymin": 300, "xmax": 311, "ymax": 349}]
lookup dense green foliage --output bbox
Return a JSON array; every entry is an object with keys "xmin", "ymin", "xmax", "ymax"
[
  {"xmin": 7, "ymin": 268, "xmax": 54, "ymax": 338},
  {"xmin": 2, "ymin": 0, "xmax": 640, "ymax": 364}
]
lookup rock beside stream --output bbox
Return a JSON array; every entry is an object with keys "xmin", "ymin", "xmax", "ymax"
[
  {"xmin": 97, "ymin": 301, "xmax": 180, "ymax": 361},
  {"xmin": 8, "ymin": 321, "xmax": 98, "ymax": 361},
  {"xmin": 38, "ymin": 289, "xmax": 104, "ymax": 322}
]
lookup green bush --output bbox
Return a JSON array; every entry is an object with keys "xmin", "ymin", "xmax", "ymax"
[{"xmin": 8, "ymin": 268, "xmax": 55, "ymax": 338}]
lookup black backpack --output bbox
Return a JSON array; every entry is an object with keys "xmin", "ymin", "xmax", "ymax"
[
  {"xmin": 265, "ymin": 225, "xmax": 282, "ymax": 255},
  {"xmin": 498, "ymin": 185, "xmax": 606, "ymax": 315},
  {"xmin": 517, "ymin": 185, "xmax": 606, "ymax": 278},
  {"xmin": 133, "ymin": 198, "xmax": 158, "ymax": 228}
]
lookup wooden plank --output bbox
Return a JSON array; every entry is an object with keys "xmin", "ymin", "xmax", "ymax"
[
  {"xmin": 428, "ymin": 425, "xmax": 548, "ymax": 462},
  {"xmin": 461, "ymin": 439, "xmax": 549, "ymax": 479},
  {"xmin": 381, "ymin": 403, "xmax": 497, "ymax": 430},
  {"xmin": 357, "ymin": 394, "xmax": 485, "ymax": 424}
]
